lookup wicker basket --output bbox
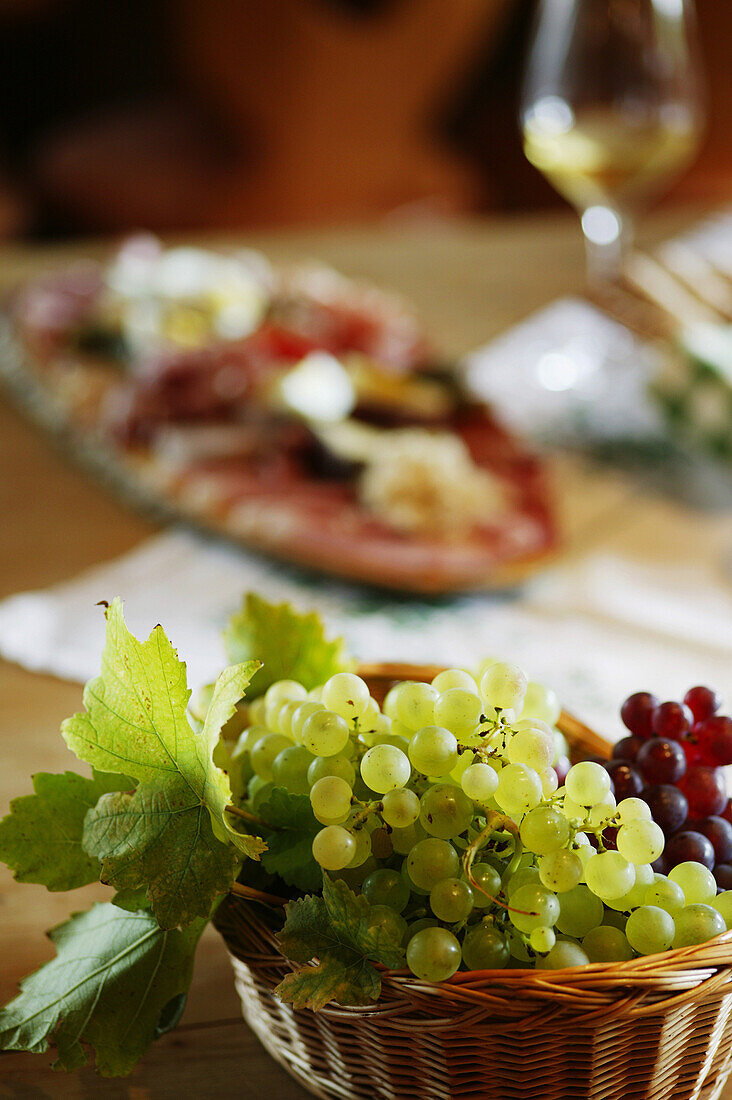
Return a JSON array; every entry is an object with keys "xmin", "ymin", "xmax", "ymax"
[{"xmin": 214, "ymin": 663, "xmax": 732, "ymax": 1100}]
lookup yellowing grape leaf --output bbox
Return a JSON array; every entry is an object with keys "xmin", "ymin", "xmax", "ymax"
[
  {"xmin": 61, "ymin": 599, "xmax": 265, "ymax": 927},
  {"xmin": 0, "ymin": 902, "xmax": 204, "ymax": 1076},
  {"xmin": 223, "ymin": 593, "xmax": 352, "ymax": 698},
  {"xmin": 275, "ymin": 875, "xmax": 405, "ymax": 1010},
  {"xmin": 0, "ymin": 770, "xmax": 134, "ymax": 891}
]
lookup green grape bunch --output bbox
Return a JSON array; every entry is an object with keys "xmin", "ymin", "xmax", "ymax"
[{"xmin": 228, "ymin": 660, "xmax": 732, "ymax": 982}]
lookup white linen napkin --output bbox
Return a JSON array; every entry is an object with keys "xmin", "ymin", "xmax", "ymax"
[{"xmin": 0, "ymin": 527, "xmax": 729, "ymax": 742}]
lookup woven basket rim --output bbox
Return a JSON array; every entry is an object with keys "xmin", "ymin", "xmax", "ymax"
[{"xmin": 221, "ymin": 659, "xmax": 732, "ymax": 1004}]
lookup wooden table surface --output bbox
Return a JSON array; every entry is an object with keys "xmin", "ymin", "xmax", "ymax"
[{"xmin": 1, "ymin": 209, "xmax": 730, "ymax": 1099}]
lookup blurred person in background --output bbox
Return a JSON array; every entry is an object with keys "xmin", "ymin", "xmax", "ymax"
[{"xmin": 0, "ymin": 0, "xmax": 728, "ymax": 239}]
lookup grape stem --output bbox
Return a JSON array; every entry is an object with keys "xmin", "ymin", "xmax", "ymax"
[
  {"xmin": 462, "ymin": 811, "xmax": 535, "ymax": 917},
  {"xmin": 225, "ymin": 804, "xmax": 278, "ymax": 831}
]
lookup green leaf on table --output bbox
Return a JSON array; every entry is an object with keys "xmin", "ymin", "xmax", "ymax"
[
  {"xmin": 223, "ymin": 593, "xmax": 352, "ymax": 698},
  {"xmin": 0, "ymin": 770, "xmax": 134, "ymax": 891},
  {"xmin": 61, "ymin": 599, "xmax": 265, "ymax": 927},
  {"xmin": 0, "ymin": 902, "xmax": 204, "ymax": 1077},
  {"xmin": 257, "ymin": 787, "xmax": 322, "ymax": 893},
  {"xmin": 275, "ymin": 875, "xmax": 405, "ymax": 1010}
]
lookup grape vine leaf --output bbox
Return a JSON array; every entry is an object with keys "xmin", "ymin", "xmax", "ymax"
[
  {"xmin": 223, "ymin": 593, "xmax": 352, "ymax": 698},
  {"xmin": 0, "ymin": 770, "xmax": 134, "ymax": 891},
  {"xmin": 0, "ymin": 902, "xmax": 204, "ymax": 1076},
  {"xmin": 275, "ymin": 875, "xmax": 405, "ymax": 1010},
  {"xmin": 83, "ymin": 786, "xmax": 239, "ymax": 928},
  {"xmin": 257, "ymin": 787, "xmax": 323, "ymax": 893},
  {"xmin": 61, "ymin": 599, "xmax": 265, "ymax": 927}
]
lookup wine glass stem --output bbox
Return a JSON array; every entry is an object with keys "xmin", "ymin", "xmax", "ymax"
[{"xmin": 581, "ymin": 205, "xmax": 631, "ymax": 288}]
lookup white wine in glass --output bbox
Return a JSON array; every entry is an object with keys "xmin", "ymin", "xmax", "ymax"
[{"xmin": 521, "ymin": 0, "xmax": 705, "ymax": 285}]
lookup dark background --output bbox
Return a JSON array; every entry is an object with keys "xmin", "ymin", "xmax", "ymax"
[{"xmin": 0, "ymin": 0, "xmax": 728, "ymax": 239}]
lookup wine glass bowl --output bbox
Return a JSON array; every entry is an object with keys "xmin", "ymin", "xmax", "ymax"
[{"xmin": 521, "ymin": 0, "xmax": 705, "ymax": 285}]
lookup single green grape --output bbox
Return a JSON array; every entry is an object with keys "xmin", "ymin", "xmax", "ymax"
[
  {"xmin": 615, "ymin": 797, "xmax": 652, "ymax": 825},
  {"xmin": 250, "ymin": 733, "xmax": 292, "ymax": 781},
  {"xmin": 271, "ymin": 744, "xmax": 313, "ymax": 795},
  {"xmin": 538, "ymin": 849, "xmax": 583, "ymax": 893},
  {"xmin": 507, "ymin": 726, "xmax": 554, "ymax": 771},
  {"xmin": 310, "ymin": 775, "xmax": 353, "ymax": 822},
  {"xmin": 301, "ymin": 710, "xmax": 350, "ymax": 757},
  {"xmin": 626, "ymin": 906, "xmax": 675, "ymax": 955},
  {"xmin": 584, "ymin": 851, "xmax": 635, "ymax": 901},
  {"xmin": 495, "ymin": 764, "xmax": 543, "ymax": 816},
  {"xmin": 307, "ymin": 753, "xmax": 356, "ymax": 788},
  {"xmin": 321, "ymin": 673, "xmax": 371, "ymax": 722},
  {"xmin": 668, "ymin": 862, "xmax": 717, "ymax": 906},
  {"xmin": 312, "ymin": 825, "xmax": 356, "ymax": 870},
  {"xmin": 509, "ymin": 884, "xmax": 560, "ymax": 934},
  {"xmin": 264, "ymin": 679, "xmax": 307, "ymax": 709},
  {"xmin": 430, "ymin": 877, "xmax": 474, "ymax": 922},
  {"xmin": 462, "ymin": 923, "xmax": 510, "ymax": 969},
  {"xmin": 460, "ymin": 762, "xmax": 499, "ymax": 803},
  {"xmin": 556, "ymin": 885, "xmax": 604, "ymax": 937},
  {"xmin": 582, "ymin": 925, "xmax": 633, "ymax": 962},
  {"xmin": 406, "ymin": 838, "xmax": 460, "ymax": 891},
  {"xmin": 360, "ymin": 744, "xmax": 411, "ymax": 793},
  {"xmin": 408, "ymin": 726, "xmax": 458, "ymax": 777},
  {"xmin": 605, "ymin": 863, "xmax": 654, "ymax": 912},
  {"xmin": 480, "ymin": 661, "xmax": 528, "ymax": 714},
  {"xmin": 433, "ymin": 689, "xmax": 482, "ymax": 737},
  {"xmin": 644, "ymin": 875, "xmax": 685, "ymax": 915},
  {"xmin": 392, "ymin": 681, "xmax": 438, "ymax": 731},
  {"xmin": 712, "ymin": 890, "xmax": 732, "ymax": 930},
  {"xmin": 406, "ymin": 927, "xmax": 461, "ymax": 981},
  {"xmin": 291, "ymin": 701, "xmax": 326, "ymax": 744},
  {"xmin": 467, "ymin": 863, "xmax": 502, "ymax": 908},
  {"xmin": 536, "ymin": 940, "xmax": 590, "ymax": 969},
  {"xmin": 520, "ymin": 805, "xmax": 569, "ymax": 855},
  {"xmin": 672, "ymin": 904, "xmax": 726, "ymax": 948},
  {"xmin": 529, "ymin": 926, "xmax": 556, "ymax": 954},
  {"xmin": 362, "ymin": 868, "xmax": 411, "ymax": 913},
  {"xmin": 565, "ymin": 761, "xmax": 612, "ymax": 807},
  {"xmin": 431, "ymin": 668, "xmax": 479, "ymax": 694},
  {"xmin": 419, "ymin": 784, "xmax": 474, "ymax": 839},
  {"xmin": 616, "ymin": 820, "xmax": 664, "ymax": 865},
  {"xmin": 381, "ymin": 787, "xmax": 420, "ymax": 828}
]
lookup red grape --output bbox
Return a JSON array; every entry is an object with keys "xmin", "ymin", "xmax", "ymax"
[
  {"xmin": 684, "ymin": 686, "xmax": 722, "ymax": 724},
  {"xmin": 714, "ymin": 864, "xmax": 732, "ymax": 890},
  {"xmin": 696, "ymin": 716, "xmax": 732, "ymax": 767},
  {"xmin": 605, "ymin": 761, "xmax": 644, "ymax": 799},
  {"xmin": 642, "ymin": 784, "xmax": 688, "ymax": 835},
  {"xmin": 651, "ymin": 853, "xmax": 669, "ymax": 874},
  {"xmin": 602, "ymin": 825, "xmax": 618, "ymax": 850},
  {"xmin": 636, "ymin": 738, "xmax": 687, "ymax": 784},
  {"xmin": 721, "ymin": 800, "xmax": 732, "ymax": 827},
  {"xmin": 681, "ymin": 730, "xmax": 704, "ymax": 767},
  {"xmin": 620, "ymin": 692, "xmax": 659, "ymax": 739},
  {"xmin": 652, "ymin": 701, "xmax": 693, "ymax": 740},
  {"xmin": 664, "ymin": 830, "xmax": 716, "ymax": 871},
  {"xmin": 611, "ymin": 736, "xmax": 642, "ymax": 763},
  {"xmin": 678, "ymin": 765, "xmax": 727, "ymax": 819},
  {"xmin": 692, "ymin": 816, "xmax": 732, "ymax": 864}
]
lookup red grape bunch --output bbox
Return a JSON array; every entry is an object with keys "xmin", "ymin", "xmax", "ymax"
[{"xmin": 606, "ymin": 687, "xmax": 732, "ymax": 888}]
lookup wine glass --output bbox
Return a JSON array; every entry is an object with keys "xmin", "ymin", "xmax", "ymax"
[{"xmin": 520, "ymin": 0, "xmax": 705, "ymax": 286}]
